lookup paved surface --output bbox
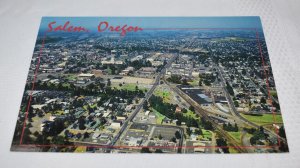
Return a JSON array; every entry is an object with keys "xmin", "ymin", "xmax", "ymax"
[{"xmin": 109, "ymin": 54, "xmax": 178, "ymax": 147}]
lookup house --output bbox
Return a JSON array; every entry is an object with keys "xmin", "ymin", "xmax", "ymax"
[
  {"xmin": 145, "ymin": 110, "xmax": 150, "ymax": 116},
  {"xmin": 175, "ymin": 106, "xmax": 182, "ymax": 113}
]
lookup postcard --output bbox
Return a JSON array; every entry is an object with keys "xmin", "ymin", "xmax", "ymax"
[{"xmin": 11, "ymin": 17, "xmax": 289, "ymax": 153}]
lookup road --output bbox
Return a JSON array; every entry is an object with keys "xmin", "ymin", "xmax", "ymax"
[
  {"xmin": 109, "ymin": 53, "xmax": 178, "ymax": 147},
  {"xmin": 244, "ymin": 72, "xmax": 279, "ymax": 104},
  {"xmin": 217, "ymin": 66, "xmax": 286, "ymax": 144},
  {"xmin": 241, "ymin": 131, "xmax": 255, "ymax": 153},
  {"xmin": 166, "ymin": 82, "xmax": 249, "ymax": 153},
  {"xmin": 129, "ymin": 122, "xmax": 184, "ymax": 153}
]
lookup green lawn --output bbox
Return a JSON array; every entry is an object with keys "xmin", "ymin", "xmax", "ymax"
[
  {"xmin": 107, "ymin": 68, "xmax": 112, "ymax": 75},
  {"xmin": 53, "ymin": 110, "xmax": 64, "ymax": 115},
  {"xmin": 154, "ymin": 89, "xmax": 171, "ymax": 102},
  {"xmin": 228, "ymin": 131, "xmax": 242, "ymax": 143},
  {"xmin": 74, "ymin": 146, "xmax": 87, "ymax": 153},
  {"xmin": 241, "ymin": 114, "xmax": 283, "ymax": 125},
  {"xmin": 188, "ymin": 78, "xmax": 200, "ymax": 86},
  {"xmin": 201, "ymin": 129, "xmax": 212, "ymax": 140},
  {"xmin": 62, "ymin": 83, "xmax": 70, "ymax": 87},
  {"xmin": 152, "ymin": 108, "xmax": 166, "ymax": 124},
  {"xmin": 65, "ymin": 74, "xmax": 77, "ymax": 81},
  {"xmin": 229, "ymin": 147, "xmax": 239, "ymax": 153},
  {"xmin": 183, "ymin": 110, "xmax": 199, "ymax": 120},
  {"xmin": 90, "ymin": 103, "xmax": 97, "ymax": 108},
  {"xmin": 270, "ymin": 90, "xmax": 278, "ymax": 97},
  {"xmin": 113, "ymin": 83, "xmax": 147, "ymax": 92}
]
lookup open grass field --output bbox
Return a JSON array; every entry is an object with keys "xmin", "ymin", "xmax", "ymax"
[
  {"xmin": 154, "ymin": 88, "xmax": 171, "ymax": 103},
  {"xmin": 229, "ymin": 147, "xmax": 239, "ymax": 153},
  {"xmin": 201, "ymin": 129, "xmax": 212, "ymax": 140},
  {"xmin": 90, "ymin": 103, "xmax": 97, "ymax": 108},
  {"xmin": 65, "ymin": 74, "xmax": 77, "ymax": 81},
  {"xmin": 112, "ymin": 83, "xmax": 147, "ymax": 92},
  {"xmin": 228, "ymin": 131, "xmax": 242, "ymax": 143},
  {"xmin": 241, "ymin": 113, "xmax": 283, "ymax": 125},
  {"xmin": 183, "ymin": 110, "xmax": 200, "ymax": 120},
  {"xmin": 53, "ymin": 110, "xmax": 64, "ymax": 115},
  {"xmin": 152, "ymin": 108, "xmax": 166, "ymax": 124},
  {"xmin": 74, "ymin": 146, "xmax": 87, "ymax": 153},
  {"xmin": 188, "ymin": 78, "xmax": 200, "ymax": 86},
  {"xmin": 269, "ymin": 90, "xmax": 278, "ymax": 98}
]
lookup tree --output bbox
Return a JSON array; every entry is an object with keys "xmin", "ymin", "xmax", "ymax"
[
  {"xmin": 141, "ymin": 147, "xmax": 152, "ymax": 153},
  {"xmin": 52, "ymin": 135, "xmax": 65, "ymax": 145},
  {"xmin": 260, "ymin": 97, "xmax": 266, "ymax": 104},
  {"xmin": 84, "ymin": 132, "xmax": 90, "ymax": 139},
  {"xmin": 189, "ymin": 106, "xmax": 195, "ymax": 112},
  {"xmin": 194, "ymin": 129, "xmax": 203, "ymax": 135},
  {"xmin": 278, "ymin": 140, "xmax": 289, "ymax": 152},
  {"xmin": 216, "ymin": 138, "xmax": 229, "ymax": 153},
  {"xmin": 279, "ymin": 126, "xmax": 286, "ymax": 138},
  {"xmin": 175, "ymin": 131, "xmax": 181, "ymax": 139},
  {"xmin": 64, "ymin": 130, "xmax": 70, "ymax": 137},
  {"xmin": 107, "ymin": 79, "xmax": 111, "ymax": 87},
  {"xmin": 242, "ymin": 69, "xmax": 246, "ymax": 75},
  {"xmin": 158, "ymin": 134, "xmax": 163, "ymax": 140},
  {"xmin": 250, "ymin": 127, "xmax": 267, "ymax": 145},
  {"xmin": 198, "ymin": 79, "xmax": 203, "ymax": 86},
  {"xmin": 201, "ymin": 117, "xmax": 214, "ymax": 130},
  {"xmin": 226, "ymin": 82, "xmax": 234, "ymax": 96},
  {"xmin": 186, "ymin": 127, "xmax": 192, "ymax": 136},
  {"xmin": 203, "ymin": 79, "xmax": 211, "ymax": 86},
  {"xmin": 143, "ymin": 101, "xmax": 149, "ymax": 110},
  {"xmin": 167, "ymin": 75, "xmax": 182, "ymax": 84},
  {"xmin": 250, "ymin": 136, "xmax": 257, "ymax": 145},
  {"xmin": 182, "ymin": 78, "xmax": 188, "ymax": 85},
  {"xmin": 170, "ymin": 137, "xmax": 177, "ymax": 143},
  {"xmin": 176, "ymin": 120, "xmax": 181, "ymax": 126},
  {"xmin": 154, "ymin": 149, "xmax": 163, "ymax": 153},
  {"xmin": 35, "ymin": 133, "xmax": 50, "ymax": 145},
  {"xmin": 78, "ymin": 116, "xmax": 86, "ymax": 130},
  {"xmin": 234, "ymin": 100, "xmax": 239, "ymax": 107},
  {"xmin": 234, "ymin": 123, "xmax": 239, "ymax": 132}
]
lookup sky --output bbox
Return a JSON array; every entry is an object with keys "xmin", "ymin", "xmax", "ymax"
[{"xmin": 39, "ymin": 17, "xmax": 263, "ymax": 32}]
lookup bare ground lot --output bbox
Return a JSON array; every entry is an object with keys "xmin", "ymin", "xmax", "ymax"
[{"xmin": 110, "ymin": 76, "xmax": 155, "ymax": 85}]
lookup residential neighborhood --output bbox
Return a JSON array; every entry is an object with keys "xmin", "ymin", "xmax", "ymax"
[{"xmin": 11, "ymin": 18, "xmax": 288, "ymax": 154}]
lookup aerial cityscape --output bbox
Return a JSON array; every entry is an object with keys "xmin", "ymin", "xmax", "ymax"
[{"xmin": 11, "ymin": 17, "xmax": 289, "ymax": 153}]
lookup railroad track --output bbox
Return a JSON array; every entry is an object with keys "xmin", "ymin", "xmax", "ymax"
[{"xmin": 166, "ymin": 82, "xmax": 248, "ymax": 153}]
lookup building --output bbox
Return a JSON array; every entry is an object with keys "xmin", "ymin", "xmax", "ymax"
[{"xmin": 111, "ymin": 121, "xmax": 122, "ymax": 128}]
